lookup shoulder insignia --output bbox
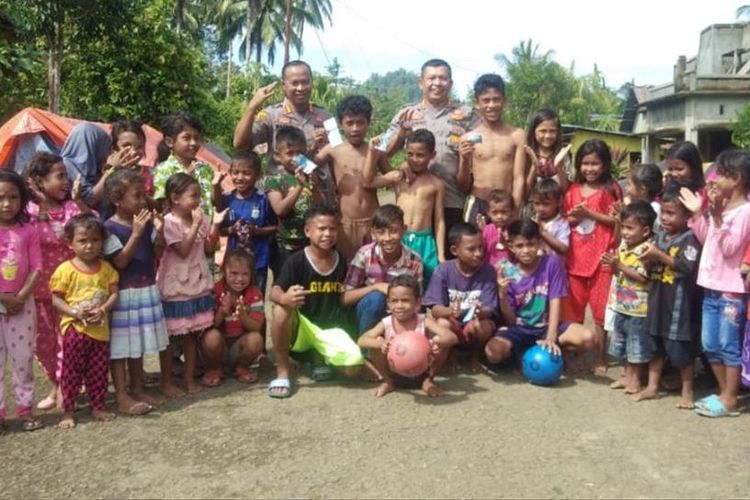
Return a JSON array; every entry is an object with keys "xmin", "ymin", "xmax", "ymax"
[
  {"xmin": 256, "ymin": 110, "xmax": 269, "ymax": 122},
  {"xmin": 684, "ymin": 245, "xmax": 698, "ymax": 262}
]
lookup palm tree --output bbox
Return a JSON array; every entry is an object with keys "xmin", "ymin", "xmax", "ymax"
[{"xmin": 495, "ymin": 39, "xmax": 554, "ymax": 70}]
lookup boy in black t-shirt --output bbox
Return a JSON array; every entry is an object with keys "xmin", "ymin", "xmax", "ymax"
[{"xmin": 268, "ymin": 204, "xmax": 367, "ymax": 398}]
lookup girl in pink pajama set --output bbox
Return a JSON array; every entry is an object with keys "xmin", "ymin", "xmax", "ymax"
[{"xmin": 0, "ymin": 170, "xmax": 43, "ymax": 432}]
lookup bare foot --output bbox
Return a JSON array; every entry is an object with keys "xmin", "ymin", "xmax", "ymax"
[
  {"xmin": 116, "ymin": 393, "xmax": 151, "ymax": 416},
  {"xmin": 58, "ymin": 413, "xmax": 76, "ymax": 429},
  {"xmin": 564, "ymin": 353, "xmax": 585, "ymax": 374},
  {"xmin": 623, "ymin": 383, "xmax": 643, "ymax": 395},
  {"xmin": 422, "ymin": 378, "xmax": 445, "ymax": 398},
  {"xmin": 92, "ymin": 409, "xmax": 116, "ymax": 422},
  {"xmin": 609, "ymin": 379, "xmax": 627, "ymax": 390},
  {"xmin": 592, "ymin": 364, "xmax": 608, "ymax": 377},
  {"xmin": 184, "ymin": 381, "xmax": 203, "ymax": 394},
  {"xmin": 371, "ymin": 379, "xmax": 396, "ymax": 397},
  {"xmin": 161, "ymin": 383, "xmax": 185, "ymax": 399},
  {"xmin": 632, "ymin": 387, "xmax": 660, "ymax": 402},
  {"xmin": 676, "ymin": 399, "xmax": 695, "ymax": 409},
  {"xmin": 132, "ymin": 391, "xmax": 164, "ymax": 407},
  {"xmin": 469, "ymin": 354, "xmax": 489, "ymax": 374}
]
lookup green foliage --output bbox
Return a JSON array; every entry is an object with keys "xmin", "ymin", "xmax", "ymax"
[
  {"xmin": 62, "ymin": 1, "xmax": 213, "ymax": 124},
  {"xmin": 731, "ymin": 102, "xmax": 750, "ymax": 149},
  {"xmin": 496, "ymin": 39, "xmax": 623, "ymax": 130}
]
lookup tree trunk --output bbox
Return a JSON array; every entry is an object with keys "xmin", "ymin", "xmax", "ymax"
[
  {"xmin": 245, "ymin": 0, "xmax": 252, "ymax": 64},
  {"xmin": 226, "ymin": 47, "xmax": 232, "ymax": 99},
  {"xmin": 47, "ymin": 5, "xmax": 63, "ymax": 113},
  {"xmin": 283, "ymin": 0, "xmax": 292, "ymax": 65},
  {"xmin": 176, "ymin": 0, "xmax": 184, "ymax": 34}
]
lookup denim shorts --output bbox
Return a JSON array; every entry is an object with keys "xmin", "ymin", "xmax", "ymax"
[
  {"xmin": 651, "ymin": 336, "xmax": 694, "ymax": 369},
  {"xmin": 701, "ymin": 290, "xmax": 746, "ymax": 367},
  {"xmin": 609, "ymin": 312, "xmax": 654, "ymax": 363}
]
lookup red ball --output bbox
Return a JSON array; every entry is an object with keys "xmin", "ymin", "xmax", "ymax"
[{"xmin": 387, "ymin": 330, "xmax": 431, "ymax": 378}]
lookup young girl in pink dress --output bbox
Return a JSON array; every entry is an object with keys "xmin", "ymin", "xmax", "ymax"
[
  {"xmin": 0, "ymin": 170, "xmax": 43, "ymax": 432},
  {"xmin": 24, "ymin": 153, "xmax": 88, "ymax": 410},
  {"xmin": 157, "ymin": 173, "xmax": 226, "ymax": 394}
]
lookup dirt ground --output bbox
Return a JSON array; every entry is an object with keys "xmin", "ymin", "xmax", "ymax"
[{"xmin": 2, "ymin": 354, "xmax": 750, "ymax": 499}]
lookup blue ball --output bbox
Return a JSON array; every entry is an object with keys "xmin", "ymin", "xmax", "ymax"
[{"xmin": 522, "ymin": 345, "xmax": 564, "ymax": 386}]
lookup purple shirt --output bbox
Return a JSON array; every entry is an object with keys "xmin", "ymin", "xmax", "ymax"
[
  {"xmin": 506, "ymin": 254, "xmax": 568, "ymax": 328},
  {"xmin": 423, "ymin": 260, "xmax": 499, "ymax": 318},
  {"xmin": 104, "ymin": 219, "xmax": 157, "ymax": 289}
]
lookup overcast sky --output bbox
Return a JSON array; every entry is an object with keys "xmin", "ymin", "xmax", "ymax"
[{"xmin": 267, "ymin": 0, "xmax": 746, "ymax": 96}]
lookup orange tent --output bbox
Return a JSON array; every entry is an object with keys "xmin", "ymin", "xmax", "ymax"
[{"xmin": 0, "ymin": 107, "xmax": 230, "ymax": 173}]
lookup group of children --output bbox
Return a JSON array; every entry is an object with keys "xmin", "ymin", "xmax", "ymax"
[{"xmin": 1, "ymin": 72, "xmax": 750, "ymax": 433}]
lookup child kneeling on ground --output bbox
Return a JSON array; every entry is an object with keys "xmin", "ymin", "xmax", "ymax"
[
  {"xmin": 201, "ymin": 247, "xmax": 264, "ymax": 387},
  {"xmin": 358, "ymin": 275, "xmax": 457, "ymax": 397},
  {"xmin": 485, "ymin": 219, "xmax": 595, "ymax": 368}
]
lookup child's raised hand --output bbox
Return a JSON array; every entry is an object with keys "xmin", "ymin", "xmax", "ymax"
[
  {"xmin": 497, "ymin": 276, "xmax": 512, "ymax": 293},
  {"xmin": 71, "ymin": 174, "xmax": 83, "ymax": 201},
  {"xmin": 707, "ymin": 188, "xmax": 727, "ymax": 223},
  {"xmin": 248, "ymin": 81, "xmax": 278, "ymax": 110},
  {"xmin": 312, "ymin": 128, "xmax": 329, "ymax": 152},
  {"xmin": 152, "ymin": 210, "xmax": 164, "ymax": 232},
  {"xmin": 569, "ymin": 202, "xmax": 590, "ymax": 219},
  {"xmin": 131, "ymin": 208, "xmax": 152, "ymax": 237},
  {"xmin": 554, "ymin": 144, "xmax": 572, "ymax": 167},
  {"xmin": 609, "ymin": 200, "xmax": 624, "ymax": 221},
  {"xmin": 191, "ymin": 206, "xmax": 204, "ymax": 228},
  {"xmin": 212, "ymin": 208, "xmax": 229, "ymax": 226},
  {"xmin": 396, "ymin": 108, "xmax": 415, "ymax": 132},
  {"xmin": 107, "ymin": 147, "xmax": 139, "ymax": 170},
  {"xmin": 678, "ymin": 187, "xmax": 702, "ymax": 215},
  {"xmin": 27, "ymin": 178, "xmax": 47, "ymax": 204},
  {"xmin": 218, "ymin": 292, "xmax": 235, "ymax": 315},
  {"xmin": 458, "ymin": 138, "xmax": 475, "ymax": 161},
  {"xmin": 294, "ymin": 167, "xmax": 307, "ymax": 187},
  {"xmin": 475, "ymin": 213, "xmax": 487, "ymax": 231},
  {"xmin": 600, "ymin": 251, "xmax": 619, "ymax": 270},
  {"xmin": 212, "ymin": 169, "xmax": 226, "ymax": 187}
]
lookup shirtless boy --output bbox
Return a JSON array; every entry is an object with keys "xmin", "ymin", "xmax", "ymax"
[
  {"xmin": 364, "ymin": 129, "xmax": 446, "ymax": 285},
  {"xmin": 315, "ymin": 95, "xmax": 397, "ymax": 261},
  {"xmin": 457, "ymin": 73, "xmax": 526, "ymax": 222}
]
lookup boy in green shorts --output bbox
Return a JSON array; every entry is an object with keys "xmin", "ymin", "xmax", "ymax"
[
  {"xmin": 364, "ymin": 129, "xmax": 446, "ymax": 286},
  {"xmin": 268, "ymin": 204, "xmax": 368, "ymax": 398}
]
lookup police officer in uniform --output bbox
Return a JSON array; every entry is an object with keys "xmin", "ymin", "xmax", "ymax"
[
  {"xmin": 233, "ymin": 60, "xmax": 335, "ymax": 196},
  {"xmin": 385, "ymin": 59, "xmax": 478, "ymax": 250}
]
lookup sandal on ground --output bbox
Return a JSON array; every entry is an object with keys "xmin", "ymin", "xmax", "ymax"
[
  {"xmin": 0, "ymin": 420, "xmax": 7, "ymax": 435},
  {"xmin": 311, "ymin": 365, "xmax": 334, "ymax": 382},
  {"xmin": 201, "ymin": 369, "xmax": 223, "ymax": 388},
  {"xmin": 268, "ymin": 378, "xmax": 291, "ymax": 398},
  {"xmin": 695, "ymin": 397, "xmax": 740, "ymax": 418},
  {"xmin": 694, "ymin": 394, "xmax": 719, "ymax": 411},
  {"xmin": 234, "ymin": 367, "xmax": 259, "ymax": 384},
  {"xmin": 21, "ymin": 416, "xmax": 44, "ymax": 432},
  {"xmin": 119, "ymin": 401, "xmax": 153, "ymax": 417},
  {"xmin": 36, "ymin": 395, "xmax": 57, "ymax": 411}
]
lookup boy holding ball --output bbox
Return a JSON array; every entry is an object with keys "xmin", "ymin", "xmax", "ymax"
[{"xmin": 358, "ymin": 275, "xmax": 457, "ymax": 397}]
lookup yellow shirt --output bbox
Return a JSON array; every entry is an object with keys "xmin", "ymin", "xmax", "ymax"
[{"xmin": 49, "ymin": 260, "xmax": 119, "ymax": 341}]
